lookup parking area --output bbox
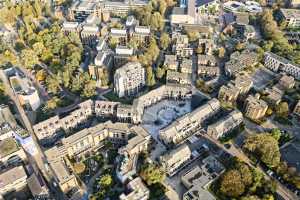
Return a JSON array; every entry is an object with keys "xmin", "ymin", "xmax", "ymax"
[{"xmin": 251, "ymin": 67, "xmax": 278, "ymax": 91}]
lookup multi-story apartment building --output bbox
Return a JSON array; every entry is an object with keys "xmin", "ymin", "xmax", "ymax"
[
  {"xmin": 160, "ymin": 144, "xmax": 191, "ymax": 175},
  {"xmin": 264, "ymin": 52, "xmax": 300, "ymax": 80},
  {"xmin": 114, "ymin": 62, "xmax": 145, "ymax": 98},
  {"xmin": 132, "ymin": 26, "xmax": 151, "ymax": 44},
  {"xmin": 62, "ymin": 21, "xmax": 81, "ymax": 35},
  {"xmin": 278, "ymin": 9, "xmax": 300, "ymax": 28},
  {"xmin": 33, "ymin": 100, "xmax": 94, "ymax": 144},
  {"xmin": 119, "ymin": 177, "xmax": 149, "ymax": 200},
  {"xmin": 0, "ymin": 137, "xmax": 27, "ymax": 166},
  {"xmin": 0, "ymin": 104, "xmax": 17, "ymax": 128},
  {"xmin": 166, "ymin": 70, "xmax": 192, "ymax": 85},
  {"xmin": 95, "ymin": 101, "xmax": 120, "ymax": 118},
  {"xmin": 110, "ymin": 28, "xmax": 128, "ymax": 45},
  {"xmin": 159, "ymin": 98, "xmax": 220, "ymax": 145},
  {"xmin": 278, "ymin": 74, "xmax": 295, "ymax": 89},
  {"xmin": 181, "ymin": 58, "xmax": 193, "ymax": 74},
  {"xmin": 218, "ymin": 84, "xmax": 239, "ymax": 104},
  {"xmin": 207, "ymin": 110, "xmax": 243, "ymax": 139},
  {"xmin": 0, "ymin": 166, "xmax": 27, "ymax": 196},
  {"xmin": 164, "ymin": 55, "xmax": 178, "ymax": 71},
  {"xmin": 225, "ymin": 50, "xmax": 258, "ymax": 77},
  {"xmin": 197, "ymin": 55, "xmax": 219, "ymax": 77},
  {"xmin": 80, "ymin": 24, "xmax": 100, "ymax": 45},
  {"xmin": 244, "ymin": 94, "xmax": 268, "ymax": 120}
]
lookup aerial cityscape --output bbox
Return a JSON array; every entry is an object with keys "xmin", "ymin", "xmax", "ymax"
[{"xmin": 0, "ymin": 0, "xmax": 300, "ymax": 199}]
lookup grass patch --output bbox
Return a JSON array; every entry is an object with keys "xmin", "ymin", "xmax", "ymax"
[{"xmin": 103, "ymin": 91, "xmax": 133, "ymax": 104}]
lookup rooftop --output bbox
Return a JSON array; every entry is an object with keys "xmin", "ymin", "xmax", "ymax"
[
  {"xmin": 0, "ymin": 166, "xmax": 27, "ymax": 188},
  {"xmin": 0, "ymin": 137, "xmax": 19, "ymax": 158},
  {"xmin": 280, "ymin": 8, "xmax": 300, "ymax": 19}
]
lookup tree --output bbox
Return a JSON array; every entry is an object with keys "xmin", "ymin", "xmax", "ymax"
[
  {"xmin": 275, "ymin": 102, "xmax": 289, "ymax": 118},
  {"xmin": 218, "ymin": 47, "xmax": 226, "ymax": 58},
  {"xmin": 220, "ymin": 170, "xmax": 245, "ymax": 197},
  {"xmin": 160, "ymin": 32, "xmax": 170, "ymax": 50},
  {"xmin": 73, "ymin": 162, "xmax": 86, "ymax": 174},
  {"xmin": 156, "ymin": 66, "xmax": 166, "ymax": 79},
  {"xmin": 33, "ymin": 0, "xmax": 42, "ymax": 17},
  {"xmin": 158, "ymin": 0, "xmax": 167, "ymax": 16},
  {"xmin": 150, "ymin": 12, "xmax": 164, "ymax": 31},
  {"xmin": 243, "ymin": 134, "xmax": 281, "ymax": 168},
  {"xmin": 99, "ymin": 174, "xmax": 113, "ymax": 188},
  {"xmin": 187, "ymin": 30, "xmax": 200, "ymax": 42},
  {"xmin": 146, "ymin": 67, "xmax": 156, "ymax": 87},
  {"xmin": 36, "ymin": 69, "xmax": 46, "ymax": 82},
  {"xmin": 45, "ymin": 96, "xmax": 61, "ymax": 110},
  {"xmin": 20, "ymin": 49, "xmax": 39, "ymax": 69},
  {"xmin": 235, "ymin": 42, "xmax": 246, "ymax": 51},
  {"xmin": 140, "ymin": 163, "xmax": 165, "ymax": 185},
  {"xmin": 270, "ymin": 129, "xmax": 281, "ymax": 141}
]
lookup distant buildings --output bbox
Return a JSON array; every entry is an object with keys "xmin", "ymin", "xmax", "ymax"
[
  {"xmin": 160, "ymin": 144, "xmax": 191, "ymax": 175},
  {"xmin": 244, "ymin": 94, "xmax": 268, "ymax": 120},
  {"xmin": 114, "ymin": 62, "xmax": 145, "ymax": 98},
  {"xmin": 170, "ymin": 0, "xmax": 196, "ymax": 24},
  {"xmin": 172, "ymin": 34, "xmax": 193, "ymax": 57},
  {"xmin": 164, "ymin": 55, "xmax": 179, "ymax": 71},
  {"xmin": 207, "ymin": 110, "xmax": 243, "ymax": 139},
  {"xmin": 166, "ymin": 70, "xmax": 192, "ymax": 85},
  {"xmin": 159, "ymin": 98, "xmax": 220, "ymax": 145},
  {"xmin": 278, "ymin": 74, "xmax": 295, "ymax": 90},
  {"xmin": 119, "ymin": 177, "xmax": 149, "ymax": 200},
  {"xmin": 264, "ymin": 52, "xmax": 300, "ymax": 80},
  {"xmin": 181, "ymin": 58, "xmax": 193, "ymax": 74},
  {"xmin": 278, "ymin": 9, "xmax": 300, "ymax": 28}
]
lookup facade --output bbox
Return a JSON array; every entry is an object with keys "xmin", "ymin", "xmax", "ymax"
[
  {"xmin": 0, "ymin": 166, "xmax": 27, "ymax": 195},
  {"xmin": 173, "ymin": 34, "xmax": 193, "ymax": 57},
  {"xmin": 159, "ymin": 98, "xmax": 220, "ymax": 145},
  {"xmin": 80, "ymin": 24, "xmax": 100, "ymax": 45},
  {"xmin": 293, "ymin": 100, "xmax": 300, "ymax": 116},
  {"xmin": 278, "ymin": 74, "xmax": 295, "ymax": 89},
  {"xmin": 181, "ymin": 58, "xmax": 193, "ymax": 74},
  {"xmin": 160, "ymin": 144, "xmax": 191, "ymax": 175},
  {"xmin": 119, "ymin": 177, "xmax": 149, "ymax": 200},
  {"xmin": 218, "ymin": 84, "xmax": 239, "ymax": 104},
  {"xmin": 244, "ymin": 94, "xmax": 268, "ymax": 120},
  {"xmin": 114, "ymin": 62, "xmax": 145, "ymax": 97},
  {"xmin": 264, "ymin": 86, "xmax": 284, "ymax": 105},
  {"xmin": 278, "ymin": 9, "xmax": 300, "ymax": 28},
  {"xmin": 264, "ymin": 52, "xmax": 300, "ymax": 80},
  {"xmin": 5, "ymin": 68, "xmax": 41, "ymax": 111},
  {"xmin": 132, "ymin": 26, "xmax": 151, "ymax": 44},
  {"xmin": 207, "ymin": 110, "xmax": 243, "ymax": 139},
  {"xmin": 33, "ymin": 100, "xmax": 94, "ymax": 144},
  {"xmin": 166, "ymin": 70, "xmax": 192, "ymax": 85},
  {"xmin": 225, "ymin": 50, "xmax": 258, "ymax": 77},
  {"xmin": 164, "ymin": 55, "xmax": 178, "ymax": 71}
]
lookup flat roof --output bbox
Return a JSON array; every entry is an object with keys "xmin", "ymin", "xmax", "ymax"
[{"xmin": 0, "ymin": 137, "xmax": 19, "ymax": 158}]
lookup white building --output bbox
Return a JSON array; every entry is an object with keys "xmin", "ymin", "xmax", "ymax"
[
  {"xmin": 119, "ymin": 177, "xmax": 149, "ymax": 200},
  {"xmin": 279, "ymin": 9, "xmax": 300, "ymax": 28},
  {"xmin": 0, "ymin": 166, "xmax": 27, "ymax": 195},
  {"xmin": 114, "ymin": 62, "xmax": 145, "ymax": 97}
]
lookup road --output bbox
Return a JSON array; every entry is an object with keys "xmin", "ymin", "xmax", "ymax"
[
  {"xmin": 198, "ymin": 131, "xmax": 298, "ymax": 200},
  {"xmin": 0, "ymin": 69, "xmax": 66, "ymax": 199}
]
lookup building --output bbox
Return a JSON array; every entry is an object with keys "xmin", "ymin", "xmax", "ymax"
[
  {"xmin": 264, "ymin": 86, "xmax": 283, "ymax": 105},
  {"xmin": 278, "ymin": 74, "xmax": 295, "ymax": 89},
  {"xmin": 181, "ymin": 156, "xmax": 224, "ymax": 200},
  {"xmin": 5, "ymin": 67, "xmax": 41, "ymax": 111},
  {"xmin": 218, "ymin": 84, "xmax": 239, "ymax": 104},
  {"xmin": 166, "ymin": 70, "xmax": 192, "ymax": 85},
  {"xmin": 159, "ymin": 98, "xmax": 220, "ymax": 145},
  {"xmin": 0, "ymin": 165, "xmax": 27, "ymax": 195},
  {"xmin": 278, "ymin": 9, "xmax": 300, "ymax": 28},
  {"xmin": 264, "ymin": 52, "xmax": 300, "ymax": 80},
  {"xmin": 173, "ymin": 34, "xmax": 194, "ymax": 57},
  {"xmin": 181, "ymin": 58, "xmax": 193, "ymax": 74},
  {"xmin": 197, "ymin": 55, "xmax": 219, "ymax": 77},
  {"xmin": 244, "ymin": 94, "xmax": 268, "ymax": 120},
  {"xmin": 110, "ymin": 28, "xmax": 128, "ymax": 45},
  {"xmin": 160, "ymin": 144, "xmax": 192, "ymax": 175},
  {"xmin": 114, "ymin": 62, "xmax": 145, "ymax": 97},
  {"xmin": 225, "ymin": 50, "xmax": 258, "ymax": 77},
  {"xmin": 0, "ymin": 137, "xmax": 27, "ymax": 166},
  {"xmin": 45, "ymin": 147, "xmax": 79, "ymax": 194},
  {"xmin": 119, "ymin": 177, "xmax": 149, "ymax": 200},
  {"xmin": 207, "ymin": 110, "xmax": 243, "ymax": 139},
  {"xmin": 27, "ymin": 173, "xmax": 49, "ymax": 199},
  {"xmin": 95, "ymin": 100, "xmax": 120, "ymax": 118},
  {"xmin": 164, "ymin": 55, "xmax": 178, "ymax": 71},
  {"xmin": 290, "ymin": 0, "xmax": 300, "ymax": 7},
  {"xmin": 0, "ymin": 104, "xmax": 17, "ymax": 128},
  {"xmin": 132, "ymin": 26, "xmax": 151, "ymax": 44},
  {"xmin": 198, "ymin": 39, "xmax": 214, "ymax": 55},
  {"xmin": 170, "ymin": 0, "xmax": 196, "ymax": 24},
  {"xmin": 33, "ymin": 100, "xmax": 94, "ymax": 144},
  {"xmin": 80, "ymin": 24, "xmax": 100, "ymax": 45},
  {"xmin": 293, "ymin": 100, "xmax": 300, "ymax": 116}
]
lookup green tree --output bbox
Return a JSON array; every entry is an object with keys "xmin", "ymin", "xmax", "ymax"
[
  {"xmin": 99, "ymin": 174, "xmax": 113, "ymax": 188},
  {"xmin": 187, "ymin": 30, "xmax": 200, "ymax": 42},
  {"xmin": 243, "ymin": 134, "xmax": 281, "ymax": 168},
  {"xmin": 156, "ymin": 66, "xmax": 166, "ymax": 79},
  {"xmin": 218, "ymin": 47, "xmax": 226, "ymax": 58},
  {"xmin": 146, "ymin": 67, "xmax": 156, "ymax": 87},
  {"xmin": 275, "ymin": 102, "xmax": 289, "ymax": 118},
  {"xmin": 45, "ymin": 96, "xmax": 61, "ymax": 110},
  {"xmin": 270, "ymin": 128, "xmax": 281, "ymax": 141},
  {"xmin": 160, "ymin": 32, "xmax": 170, "ymax": 50},
  {"xmin": 140, "ymin": 163, "xmax": 165, "ymax": 185},
  {"xmin": 20, "ymin": 49, "xmax": 39, "ymax": 69},
  {"xmin": 220, "ymin": 169, "xmax": 245, "ymax": 197},
  {"xmin": 150, "ymin": 12, "xmax": 164, "ymax": 31}
]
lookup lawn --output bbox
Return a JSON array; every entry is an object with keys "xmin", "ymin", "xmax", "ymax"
[
  {"xmin": 0, "ymin": 138, "xmax": 19, "ymax": 157},
  {"xmin": 103, "ymin": 91, "xmax": 133, "ymax": 104}
]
